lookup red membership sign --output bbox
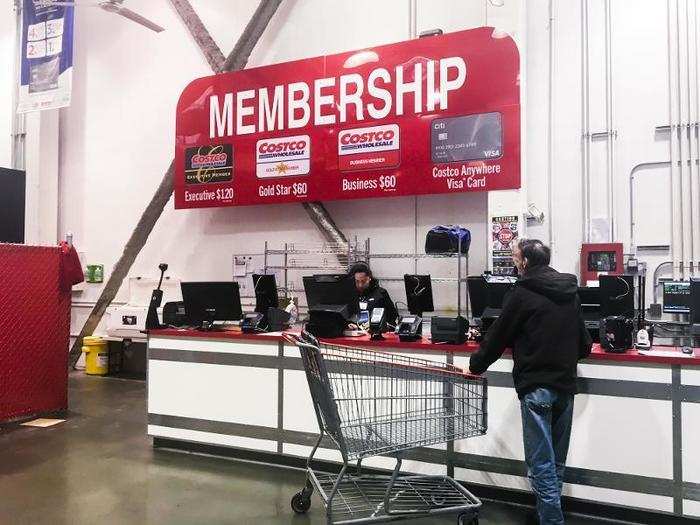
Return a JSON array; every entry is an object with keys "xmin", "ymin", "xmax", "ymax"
[{"xmin": 174, "ymin": 27, "xmax": 520, "ymax": 209}]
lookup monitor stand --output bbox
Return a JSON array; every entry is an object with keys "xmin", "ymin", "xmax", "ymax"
[{"xmin": 198, "ymin": 309, "xmax": 218, "ymax": 331}]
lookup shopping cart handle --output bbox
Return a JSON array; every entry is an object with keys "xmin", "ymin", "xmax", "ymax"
[
  {"xmin": 282, "ymin": 330, "xmax": 320, "ymax": 348},
  {"xmin": 455, "ymin": 365, "xmax": 483, "ymax": 379},
  {"xmin": 282, "ymin": 331, "xmax": 302, "ymax": 345}
]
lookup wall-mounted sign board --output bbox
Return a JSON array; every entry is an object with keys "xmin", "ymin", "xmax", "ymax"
[{"xmin": 174, "ymin": 27, "xmax": 520, "ymax": 209}]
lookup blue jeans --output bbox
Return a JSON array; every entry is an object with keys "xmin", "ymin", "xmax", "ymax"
[{"xmin": 521, "ymin": 387, "xmax": 574, "ymax": 525}]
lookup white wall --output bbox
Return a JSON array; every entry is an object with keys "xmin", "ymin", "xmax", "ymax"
[
  {"xmin": 59, "ymin": 0, "xmax": 507, "ymax": 335},
  {"xmin": 44, "ymin": 0, "xmax": 687, "ymax": 332},
  {"xmin": 5, "ymin": 0, "xmax": 694, "ymax": 514},
  {"xmin": 0, "ymin": 1, "xmax": 16, "ymax": 168},
  {"xmin": 524, "ymin": 0, "xmax": 678, "ymax": 298}
]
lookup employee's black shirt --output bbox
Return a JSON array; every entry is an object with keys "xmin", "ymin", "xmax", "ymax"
[{"xmin": 359, "ymin": 279, "xmax": 399, "ymax": 326}]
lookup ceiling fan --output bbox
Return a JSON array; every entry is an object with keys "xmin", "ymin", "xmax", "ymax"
[{"xmin": 39, "ymin": 0, "xmax": 165, "ymax": 33}]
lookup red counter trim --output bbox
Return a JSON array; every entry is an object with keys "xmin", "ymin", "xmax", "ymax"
[{"xmin": 148, "ymin": 328, "xmax": 700, "ymax": 366}]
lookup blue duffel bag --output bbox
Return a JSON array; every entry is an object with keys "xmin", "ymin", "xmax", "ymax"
[{"xmin": 425, "ymin": 225, "xmax": 471, "ymax": 254}]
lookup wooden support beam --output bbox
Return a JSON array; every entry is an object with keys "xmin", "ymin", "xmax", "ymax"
[
  {"xmin": 169, "ymin": 0, "xmax": 226, "ymax": 72},
  {"xmin": 68, "ymin": 1, "xmax": 284, "ymax": 368},
  {"xmin": 168, "ymin": 0, "xmax": 349, "ymax": 250}
]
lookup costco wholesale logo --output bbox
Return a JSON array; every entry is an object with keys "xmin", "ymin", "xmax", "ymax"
[
  {"xmin": 185, "ymin": 144, "xmax": 233, "ymax": 184},
  {"xmin": 337, "ymin": 124, "xmax": 400, "ymax": 171},
  {"xmin": 255, "ymin": 135, "xmax": 310, "ymax": 178},
  {"xmin": 192, "ymin": 152, "xmax": 228, "ymax": 168}
]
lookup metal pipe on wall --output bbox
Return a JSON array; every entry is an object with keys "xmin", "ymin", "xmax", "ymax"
[
  {"xmin": 408, "ymin": 0, "xmax": 418, "ymax": 273},
  {"xmin": 629, "ymin": 161, "xmax": 671, "ymax": 253},
  {"xmin": 679, "ymin": 0, "xmax": 693, "ymax": 276},
  {"xmin": 11, "ymin": 1, "xmax": 26, "ymax": 170},
  {"xmin": 604, "ymin": 0, "xmax": 615, "ymax": 242},
  {"xmin": 694, "ymin": 0, "xmax": 700, "ymax": 272},
  {"xmin": 547, "ymin": 0, "xmax": 555, "ymax": 246},
  {"xmin": 668, "ymin": 0, "xmax": 683, "ymax": 280},
  {"xmin": 686, "ymin": 0, "xmax": 700, "ymax": 274},
  {"xmin": 581, "ymin": 0, "xmax": 591, "ymax": 243},
  {"xmin": 653, "ymin": 261, "xmax": 674, "ymax": 303}
]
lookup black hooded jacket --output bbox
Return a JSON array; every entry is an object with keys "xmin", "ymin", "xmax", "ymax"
[
  {"xmin": 469, "ymin": 266, "xmax": 592, "ymax": 397},
  {"xmin": 359, "ymin": 279, "xmax": 399, "ymax": 326}
]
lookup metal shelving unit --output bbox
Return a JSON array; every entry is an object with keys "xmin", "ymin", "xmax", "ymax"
[
  {"xmin": 234, "ymin": 234, "xmax": 469, "ymax": 314},
  {"xmin": 261, "ymin": 238, "xmax": 370, "ymax": 299},
  {"xmin": 368, "ymin": 246, "xmax": 469, "ymax": 317}
]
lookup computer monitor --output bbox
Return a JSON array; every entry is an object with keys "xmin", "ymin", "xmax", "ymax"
[
  {"xmin": 663, "ymin": 281, "xmax": 691, "ymax": 314},
  {"xmin": 599, "ymin": 275, "xmax": 635, "ymax": 318},
  {"xmin": 303, "ymin": 274, "xmax": 359, "ymax": 317},
  {"xmin": 578, "ymin": 286, "xmax": 601, "ymax": 305},
  {"xmin": 578, "ymin": 286, "xmax": 601, "ymax": 311},
  {"xmin": 253, "ymin": 274, "xmax": 279, "ymax": 313},
  {"xmin": 181, "ymin": 282, "xmax": 243, "ymax": 326},
  {"xmin": 467, "ymin": 276, "xmax": 488, "ymax": 318},
  {"xmin": 404, "ymin": 274, "xmax": 434, "ymax": 316},
  {"xmin": 691, "ymin": 278, "xmax": 700, "ymax": 324},
  {"xmin": 487, "ymin": 282, "xmax": 513, "ymax": 309}
]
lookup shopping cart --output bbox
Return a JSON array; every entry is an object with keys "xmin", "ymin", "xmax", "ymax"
[{"xmin": 287, "ymin": 331, "xmax": 487, "ymax": 525}]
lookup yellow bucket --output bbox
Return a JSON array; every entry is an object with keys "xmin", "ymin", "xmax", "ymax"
[{"xmin": 82, "ymin": 336, "xmax": 108, "ymax": 375}]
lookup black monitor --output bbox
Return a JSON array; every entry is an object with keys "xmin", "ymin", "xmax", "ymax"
[
  {"xmin": 467, "ymin": 276, "xmax": 488, "ymax": 318},
  {"xmin": 691, "ymin": 278, "xmax": 700, "ymax": 324},
  {"xmin": 0, "ymin": 168, "xmax": 25, "ymax": 243},
  {"xmin": 404, "ymin": 274, "xmax": 434, "ymax": 316},
  {"xmin": 253, "ymin": 274, "xmax": 279, "ymax": 313},
  {"xmin": 578, "ymin": 286, "xmax": 601, "ymax": 305},
  {"xmin": 663, "ymin": 281, "xmax": 691, "ymax": 314},
  {"xmin": 303, "ymin": 274, "xmax": 359, "ymax": 318},
  {"xmin": 578, "ymin": 286, "xmax": 601, "ymax": 311},
  {"xmin": 487, "ymin": 282, "xmax": 513, "ymax": 309},
  {"xmin": 181, "ymin": 282, "xmax": 243, "ymax": 327},
  {"xmin": 599, "ymin": 275, "xmax": 635, "ymax": 318}
]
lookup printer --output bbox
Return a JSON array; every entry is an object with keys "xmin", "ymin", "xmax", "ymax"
[{"xmin": 107, "ymin": 276, "xmax": 180, "ymax": 339}]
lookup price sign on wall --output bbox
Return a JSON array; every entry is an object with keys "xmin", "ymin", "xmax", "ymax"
[{"xmin": 174, "ymin": 27, "xmax": 521, "ymax": 209}]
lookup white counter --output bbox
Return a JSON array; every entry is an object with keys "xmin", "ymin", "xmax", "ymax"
[{"xmin": 146, "ymin": 330, "xmax": 700, "ymax": 521}]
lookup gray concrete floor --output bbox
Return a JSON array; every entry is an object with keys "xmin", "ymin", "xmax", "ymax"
[{"xmin": 0, "ymin": 374, "xmax": 611, "ymax": 525}]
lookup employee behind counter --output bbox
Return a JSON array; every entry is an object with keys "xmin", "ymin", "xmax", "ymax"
[{"xmin": 349, "ymin": 262, "xmax": 399, "ymax": 328}]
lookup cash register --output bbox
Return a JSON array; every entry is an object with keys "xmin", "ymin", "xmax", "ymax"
[
  {"xmin": 303, "ymin": 274, "xmax": 359, "ymax": 338},
  {"xmin": 241, "ymin": 274, "xmax": 291, "ymax": 333},
  {"xmin": 396, "ymin": 274, "xmax": 434, "ymax": 341}
]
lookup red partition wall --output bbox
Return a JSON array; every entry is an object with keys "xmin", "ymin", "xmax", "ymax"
[{"xmin": 0, "ymin": 244, "xmax": 70, "ymax": 422}]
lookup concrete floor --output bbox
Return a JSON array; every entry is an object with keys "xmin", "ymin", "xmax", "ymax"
[{"xmin": 0, "ymin": 374, "xmax": 611, "ymax": 525}]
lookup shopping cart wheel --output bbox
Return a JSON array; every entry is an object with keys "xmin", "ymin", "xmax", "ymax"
[
  {"xmin": 291, "ymin": 491, "xmax": 311, "ymax": 514},
  {"xmin": 457, "ymin": 513, "xmax": 478, "ymax": 525}
]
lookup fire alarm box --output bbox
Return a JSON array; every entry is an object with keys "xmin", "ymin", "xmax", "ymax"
[{"xmin": 580, "ymin": 243, "xmax": 623, "ymax": 286}]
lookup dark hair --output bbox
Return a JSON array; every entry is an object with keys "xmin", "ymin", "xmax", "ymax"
[
  {"xmin": 517, "ymin": 239, "xmax": 551, "ymax": 268},
  {"xmin": 349, "ymin": 261, "xmax": 372, "ymax": 277}
]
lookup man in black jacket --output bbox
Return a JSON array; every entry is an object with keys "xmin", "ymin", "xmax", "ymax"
[
  {"xmin": 349, "ymin": 262, "xmax": 398, "ymax": 327},
  {"xmin": 469, "ymin": 239, "xmax": 592, "ymax": 525}
]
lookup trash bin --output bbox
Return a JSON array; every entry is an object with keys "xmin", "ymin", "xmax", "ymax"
[{"xmin": 81, "ymin": 336, "xmax": 108, "ymax": 375}]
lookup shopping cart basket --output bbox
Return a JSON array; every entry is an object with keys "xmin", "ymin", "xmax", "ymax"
[{"xmin": 287, "ymin": 331, "xmax": 487, "ymax": 525}]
